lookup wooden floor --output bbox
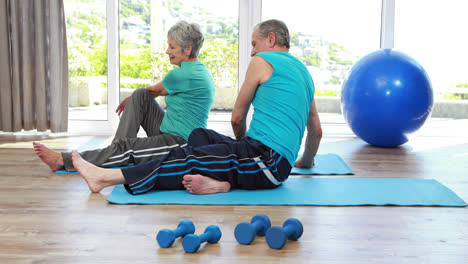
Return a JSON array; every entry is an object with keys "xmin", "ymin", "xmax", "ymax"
[{"xmin": 1, "ymin": 113, "xmax": 467, "ymax": 264}]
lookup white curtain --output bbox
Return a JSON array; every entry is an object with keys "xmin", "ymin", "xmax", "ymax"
[{"xmin": 0, "ymin": 0, "xmax": 68, "ymax": 133}]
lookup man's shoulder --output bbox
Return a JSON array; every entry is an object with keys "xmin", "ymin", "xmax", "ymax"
[
  {"xmin": 248, "ymin": 56, "xmax": 273, "ymax": 84},
  {"xmin": 248, "ymin": 55, "xmax": 273, "ymax": 72},
  {"xmin": 256, "ymin": 51, "xmax": 302, "ymax": 65}
]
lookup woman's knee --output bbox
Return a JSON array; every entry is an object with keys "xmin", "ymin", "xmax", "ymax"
[{"xmin": 132, "ymin": 87, "xmax": 152, "ymax": 101}]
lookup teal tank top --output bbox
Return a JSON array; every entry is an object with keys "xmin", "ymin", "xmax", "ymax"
[{"xmin": 246, "ymin": 52, "xmax": 315, "ymax": 166}]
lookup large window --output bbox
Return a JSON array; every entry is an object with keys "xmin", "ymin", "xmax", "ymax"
[
  {"xmin": 65, "ymin": 0, "xmax": 108, "ymax": 120},
  {"xmin": 65, "ymin": 0, "xmax": 467, "ymax": 132},
  {"xmin": 394, "ymin": 1, "xmax": 468, "ymax": 100},
  {"xmin": 119, "ymin": 0, "xmax": 239, "ymax": 110},
  {"xmin": 262, "ymin": 0, "xmax": 381, "ymax": 97}
]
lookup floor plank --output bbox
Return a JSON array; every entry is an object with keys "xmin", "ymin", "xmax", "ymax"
[{"xmin": 0, "ymin": 113, "xmax": 467, "ymax": 263}]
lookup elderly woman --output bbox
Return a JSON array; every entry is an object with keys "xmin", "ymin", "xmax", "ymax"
[{"xmin": 34, "ymin": 21, "xmax": 215, "ymax": 172}]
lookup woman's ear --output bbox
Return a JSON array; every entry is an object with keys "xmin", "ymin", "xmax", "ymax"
[{"xmin": 185, "ymin": 44, "xmax": 193, "ymax": 57}]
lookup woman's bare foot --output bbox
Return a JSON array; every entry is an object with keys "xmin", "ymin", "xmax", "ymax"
[
  {"xmin": 72, "ymin": 150, "xmax": 125, "ymax": 193},
  {"xmin": 33, "ymin": 142, "xmax": 64, "ymax": 171},
  {"xmin": 182, "ymin": 174, "xmax": 231, "ymax": 195}
]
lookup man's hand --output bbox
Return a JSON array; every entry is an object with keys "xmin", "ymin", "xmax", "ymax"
[
  {"xmin": 116, "ymin": 96, "xmax": 130, "ymax": 116},
  {"xmin": 294, "ymin": 156, "xmax": 315, "ymax": 169}
]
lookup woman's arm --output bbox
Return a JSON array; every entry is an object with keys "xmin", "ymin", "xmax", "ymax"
[
  {"xmin": 115, "ymin": 81, "xmax": 169, "ymax": 116},
  {"xmin": 146, "ymin": 81, "xmax": 169, "ymax": 98}
]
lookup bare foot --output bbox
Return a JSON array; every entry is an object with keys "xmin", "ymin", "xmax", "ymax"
[
  {"xmin": 72, "ymin": 150, "xmax": 125, "ymax": 193},
  {"xmin": 182, "ymin": 174, "xmax": 231, "ymax": 195},
  {"xmin": 33, "ymin": 142, "xmax": 64, "ymax": 171}
]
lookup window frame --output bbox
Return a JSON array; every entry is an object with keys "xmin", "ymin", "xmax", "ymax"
[{"xmin": 68, "ymin": 0, "xmax": 120, "ymax": 134}]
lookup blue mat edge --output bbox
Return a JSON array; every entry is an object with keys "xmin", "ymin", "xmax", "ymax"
[
  {"xmin": 290, "ymin": 153, "xmax": 354, "ymax": 175},
  {"xmin": 106, "ymin": 178, "xmax": 468, "ymax": 207}
]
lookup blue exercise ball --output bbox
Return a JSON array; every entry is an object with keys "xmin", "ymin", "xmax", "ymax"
[{"xmin": 341, "ymin": 49, "xmax": 434, "ymax": 147}]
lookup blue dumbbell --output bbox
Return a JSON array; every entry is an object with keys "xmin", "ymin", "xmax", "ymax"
[
  {"xmin": 182, "ymin": 225, "xmax": 222, "ymax": 253},
  {"xmin": 266, "ymin": 218, "xmax": 303, "ymax": 249},
  {"xmin": 234, "ymin": 214, "xmax": 271, "ymax": 245},
  {"xmin": 156, "ymin": 220, "xmax": 195, "ymax": 248}
]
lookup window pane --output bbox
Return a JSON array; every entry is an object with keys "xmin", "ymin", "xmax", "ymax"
[
  {"xmin": 65, "ymin": 0, "xmax": 108, "ymax": 120},
  {"xmin": 395, "ymin": 1, "xmax": 468, "ymax": 100},
  {"xmin": 262, "ymin": 0, "xmax": 381, "ymax": 97},
  {"xmin": 119, "ymin": 0, "xmax": 239, "ymax": 110}
]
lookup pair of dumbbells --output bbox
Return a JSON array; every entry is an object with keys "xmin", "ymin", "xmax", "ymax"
[
  {"xmin": 234, "ymin": 214, "xmax": 303, "ymax": 249},
  {"xmin": 156, "ymin": 220, "xmax": 221, "ymax": 253},
  {"xmin": 156, "ymin": 215, "xmax": 302, "ymax": 252}
]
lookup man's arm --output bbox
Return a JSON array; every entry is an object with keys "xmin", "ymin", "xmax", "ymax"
[
  {"xmin": 295, "ymin": 100, "xmax": 323, "ymax": 168},
  {"xmin": 231, "ymin": 57, "xmax": 272, "ymax": 139}
]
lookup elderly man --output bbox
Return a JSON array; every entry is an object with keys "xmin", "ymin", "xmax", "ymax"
[{"xmin": 71, "ymin": 19, "xmax": 322, "ymax": 195}]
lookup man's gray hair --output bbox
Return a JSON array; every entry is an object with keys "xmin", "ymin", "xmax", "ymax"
[
  {"xmin": 167, "ymin": 21, "xmax": 204, "ymax": 58},
  {"xmin": 255, "ymin": 19, "xmax": 290, "ymax": 49}
]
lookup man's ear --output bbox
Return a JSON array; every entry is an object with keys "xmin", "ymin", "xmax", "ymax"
[
  {"xmin": 184, "ymin": 44, "xmax": 193, "ymax": 57},
  {"xmin": 267, "ymin": 32, "xmax": 276, "ymax": 48}
]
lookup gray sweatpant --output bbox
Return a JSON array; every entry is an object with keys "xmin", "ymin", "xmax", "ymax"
[{"xmin": 62, "ymin": 88, "xmax": 187, "ymax": 171}]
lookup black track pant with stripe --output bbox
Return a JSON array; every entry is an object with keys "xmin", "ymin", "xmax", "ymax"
[
  {"xmin": 61, "ymin": 88, "xmax": 186, "ymax": 171},
  {"xmin": 122, "ymin": 128, "xmax": 292, "ymax": 195}
]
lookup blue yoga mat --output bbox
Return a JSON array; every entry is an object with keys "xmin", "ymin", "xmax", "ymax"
[
  {"xmin": 55, "ymin": 153, "xmax": 353, "ymax": 175},
  {"xmin": 107, "ymin": 178, "xmax": 467, "ymax": 207},
  {"xmin": 291, "ymin": 153, "xmax": 353, "ymax": 175}
]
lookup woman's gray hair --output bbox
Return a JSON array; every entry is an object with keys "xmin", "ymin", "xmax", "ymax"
[
  {"xmin": 255, "ymin": 19, "xmax": 290, "ymax": 49},
  {"xmin": 167, "ymin": 21, "xmax": 204, "ymax": 58}
]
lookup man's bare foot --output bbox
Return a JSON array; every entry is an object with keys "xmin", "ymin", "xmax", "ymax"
[
  {"xmin": 182, "ymin": 174, "xmax": 231, "ymax": 195},
  {"xmin": 33, "ymin": 142, "xmax": 64, "ymax": 171},
  {"xmin": 72, "ymin": 150, "xmax": 125, "ymax": 193}
]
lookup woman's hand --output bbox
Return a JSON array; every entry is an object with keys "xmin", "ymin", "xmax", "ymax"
[{"xmin": 115, "ymin": 96, "xmax": 130, "ymax": 116}]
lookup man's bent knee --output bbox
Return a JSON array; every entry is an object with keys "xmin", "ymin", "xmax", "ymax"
[{"xmin": 188, "ymin": 128, "xmax": 208, "ymax": 147}]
